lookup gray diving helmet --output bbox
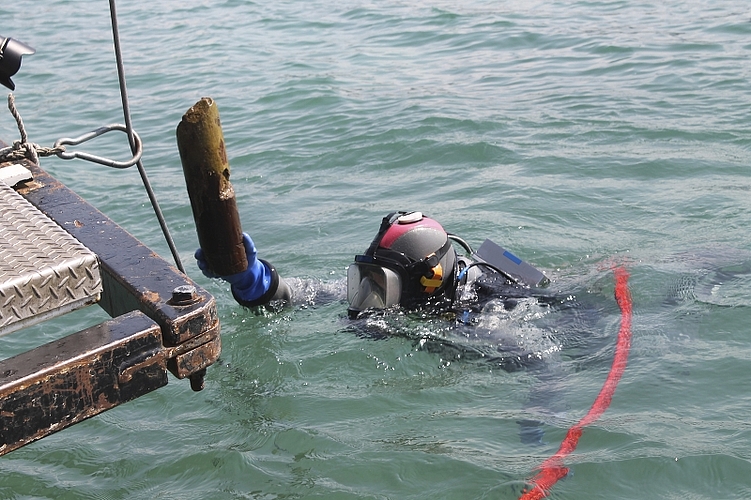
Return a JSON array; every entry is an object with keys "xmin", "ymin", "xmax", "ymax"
[
  {"xmin": 347, "ymin": 211, "xmax": 457, "ymax": 318},
  {"xmin": 0, "ymin": 37, "xmax": 35, "ymax": 91}
]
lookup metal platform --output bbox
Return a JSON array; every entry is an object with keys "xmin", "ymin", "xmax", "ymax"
[
  {"xmin": 0, "ymin": 154, "xmax": 221, "ymax": 456},
  {"xmin": 0, "ymin": 178, "xmax": 102, "ymax": 336}
]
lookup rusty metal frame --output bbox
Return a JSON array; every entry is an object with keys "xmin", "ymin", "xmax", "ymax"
[{"xmin": 0, "ymin": 158, "xmax": 220, "ymax": 456}]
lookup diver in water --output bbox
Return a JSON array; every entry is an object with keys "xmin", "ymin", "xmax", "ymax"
[
  {"xmin": 195, "ymin": 210, "xmax": 553, "ymax": 323},
  {"xmin": 196, "ymin": 210, "xmax": 596, "ymax": 445},
  {"xmin": 195, "ymin": 210, "xmax": 751, "ymax": 449}
]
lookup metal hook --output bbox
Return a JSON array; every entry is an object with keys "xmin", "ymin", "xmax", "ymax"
[{"xmin": 53, "ymin": 123, "xmax": 142, "ymax": 169}]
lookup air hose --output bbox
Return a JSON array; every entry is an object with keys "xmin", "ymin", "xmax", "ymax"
[{"xmin": 519, "ymin": 266, "xmax": 633, "ymax": 500}]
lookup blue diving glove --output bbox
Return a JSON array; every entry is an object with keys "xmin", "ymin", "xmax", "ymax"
[{"xmin": 194, "ymin": 233, "xmax": 273, "ymax": 303}]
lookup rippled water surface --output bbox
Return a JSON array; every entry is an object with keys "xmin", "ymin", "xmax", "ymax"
[{"xmin": 2, "ymin": 1, "xmax": 751, "ymax": 498}]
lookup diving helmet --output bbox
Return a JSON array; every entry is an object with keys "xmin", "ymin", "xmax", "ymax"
[{"xmin": 347, "ymin": 211, "xmax": 457, "ymax": 317}]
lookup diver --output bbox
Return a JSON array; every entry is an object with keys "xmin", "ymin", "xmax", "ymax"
[
  {"xmin": 195, "ymin": 210, "xmax": 553, "ymax": 323},
  {"xmin": 197, "ymin": 210, "xmax": 596, "ymax": 445}
]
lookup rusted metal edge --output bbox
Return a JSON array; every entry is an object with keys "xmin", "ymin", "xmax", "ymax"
[{"xmin": 0, "ymin": 310, "xmax": 167, "ymax": 456}]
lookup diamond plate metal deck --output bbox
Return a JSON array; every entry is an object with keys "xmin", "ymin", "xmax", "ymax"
[{"xmin": 0, "ymin": 180, "xmax": 102, "ymax": 336}]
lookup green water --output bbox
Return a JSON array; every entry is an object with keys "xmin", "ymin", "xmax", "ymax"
[{"xmin": 2, "ymin": 1, "xmax": 751, "ymax": 498}]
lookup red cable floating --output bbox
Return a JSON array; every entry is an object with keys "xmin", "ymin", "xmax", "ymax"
[{"xmin": 519, "ymin": 266, "xmax": 633, "ymax": 500}]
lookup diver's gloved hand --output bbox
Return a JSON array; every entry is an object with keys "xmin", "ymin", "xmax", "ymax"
[{"xmin": 194, "ymin": 233, "xmax": 273, "ymax": 303}]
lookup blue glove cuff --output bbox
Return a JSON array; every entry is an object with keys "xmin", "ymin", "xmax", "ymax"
[
  {"xmin": 230, "ymin": 258, "xmax": 273, "ymax": 303},
  {"xmin": 196, "ymin": 233, "xmax": 281, "ymax": 307}
]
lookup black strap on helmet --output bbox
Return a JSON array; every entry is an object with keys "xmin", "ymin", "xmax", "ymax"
[{"xmin": 363, "ymin": 211, "xmax": 412, "ymax": 257}]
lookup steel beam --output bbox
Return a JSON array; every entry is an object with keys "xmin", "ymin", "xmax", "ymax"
[{"xmin": 0, "ymin": 310, "xmax": 167, "ymax": 455}]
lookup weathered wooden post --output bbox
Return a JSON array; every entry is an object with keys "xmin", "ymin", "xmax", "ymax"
[{"xmin": 177, "ymin": 97, "xmax": 247, "ymax": 276}]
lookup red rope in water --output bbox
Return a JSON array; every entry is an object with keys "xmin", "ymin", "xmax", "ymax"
[{"xmin": 519, "ymin": 266, "xmax": 633, "ymax": 500}]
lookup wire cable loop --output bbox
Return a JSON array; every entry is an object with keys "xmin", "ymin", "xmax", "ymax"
[{"xmin": 53, "ymin": 124, "xmax": 143, "ymax": 169}]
